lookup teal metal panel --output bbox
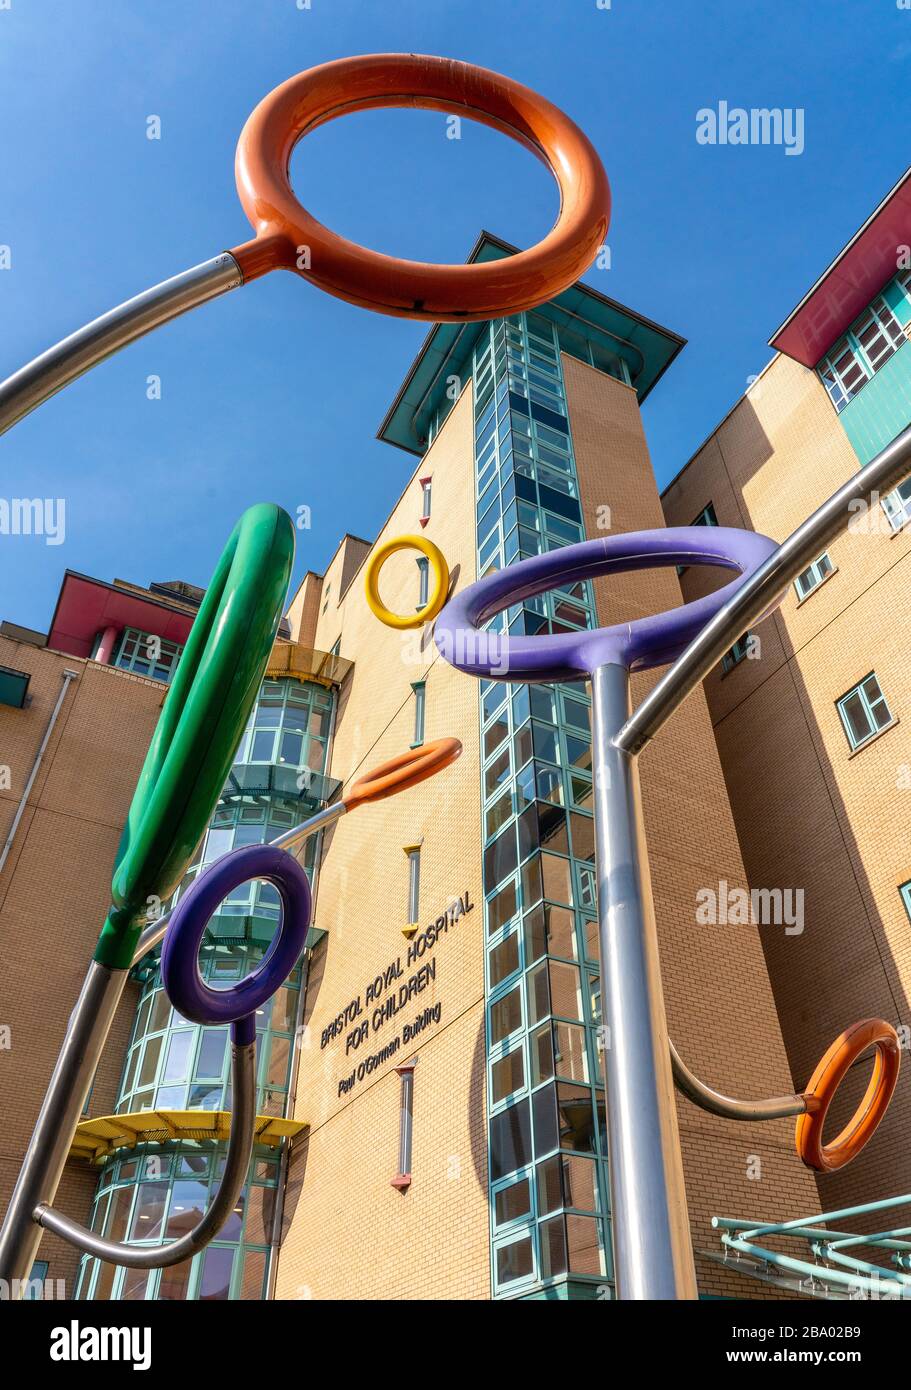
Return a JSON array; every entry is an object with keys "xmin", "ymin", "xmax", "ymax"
[{"xmin": 840, "ymin": 340, "xmax": 911, "ymax": 465}]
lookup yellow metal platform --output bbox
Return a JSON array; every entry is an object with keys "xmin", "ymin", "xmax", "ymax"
[{"xmin": 69, "ymin": 1109, "xmax": 305, "ymax": 1164}]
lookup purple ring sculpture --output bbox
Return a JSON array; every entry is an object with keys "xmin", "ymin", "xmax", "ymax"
[
  {"xmin": 434, "ymin": 526, "xmax": 781, "ymax": 682},
  {"xmin": 161, "ymin": 843, "xmax": 311, "ymax": 1046}
]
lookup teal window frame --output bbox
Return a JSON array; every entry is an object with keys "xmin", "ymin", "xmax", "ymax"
[
  {"xmin": 794, "ymin": 552, "xmax": 834, "ymax": 601},
  {"xmin": 114, "ymin": 627, "xmax": 184, "ymax": 683},
  {"xmin": 691, "ymin": 502, "xmax": 718, "ymax": 527},
  {"xmin": 77, "ymin": 1149, "xmax": 280, "ymax": 1301},
  {"xmin": 472, "ymin": 313, "xmax": 611, "ymax": 1299},
  {"xmin": 0, "ymin": 663, "xmax": 30, "ymax": 708},
  {"xmin": 406, "ymin": 847, "xmax": 421, "ymax": 924},
  {"xmin": 721, "ymin": 633, "xmax": 753, "ymax": 674},
  {"xmin": 233, "ymin": 678, "xmax": 331, "ymax": 774},
  {"xmin": 416, "ymin": 556, "xmax": 430, "ymax": 609},
  {"xmin": 836, "ymin": 673, "xmax": 893, "ymax": 751},
  {"xmin": 900, "ymin": 880, "xmax": 911, "ymax": 924},
  {"xmin": 410, "ymin": 681, "xmax": 426, "ymax": 748}
]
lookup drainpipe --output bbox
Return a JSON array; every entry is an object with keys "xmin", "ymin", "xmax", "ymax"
[
  {"xmin": 94, "ymin": 626, "xmax": 119, "ymax": 665},
  {"xmin": 265, "ymin": 677, "xmax": 340, "ymax": 1302},
  {"xmin": 0, "ymin": 667, "xmax": 79, "ymax": 878}
]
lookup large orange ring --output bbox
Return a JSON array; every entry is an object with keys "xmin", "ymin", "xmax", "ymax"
[
  {"xmin": 231, "ymin": 53, "xmax": 611, "ymax": 320},
  {"xmin": 795, "ymin": 1019, "xmax": 900, "ymax": 1173},
  {"xmin": 343, "ymin": 737, "xmax": 462, "ymax": 811}
]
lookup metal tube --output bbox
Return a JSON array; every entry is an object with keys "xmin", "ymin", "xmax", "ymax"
[
  {"xmin": 130, "ymin": 800, "xmax": 346, "ymax": 964},
  {"xmin": 617, "ymin": 420, "xmax": 911, "ymax": 755},
  {"xmin": 36, "ymin": 1039, "xmax": 256, "ymax": 1269},
  {"xmin": 590, "ymin": 662, "xmax": 697, "ymax": 1300},
  {"xmin": 0, "ymin": 796, "xmax": 341, "ymax": 1290},
  {"xmin": 720, "ymin": 1234, "xmax": 901, "ymax": 1297},
  {"xmin": 0, "ymin": 255, "xmax": 243, "ymax": 438},
  {"xmin": 0, "ymin": 669, "xmax": 79, "ymax": 877},
  {"xmin": 714, "ymin": 1191, "xmax": 911, "ymax": 1240},
  {"xmin": 0, "ymin": 962, "xmax": 129, "ymax": 1287},
  {"xmin": 668, "ymin": 1038, "xmax": 806, "ymax": 1121}
]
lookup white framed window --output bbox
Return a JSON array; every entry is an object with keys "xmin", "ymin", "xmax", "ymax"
[
  {"xmin": 794, "ymin": 552, "xmax": 834, "ymax": 601},
  {"xmin": 420, "ymin": 477, "xmax": 432, "ymax": 522},
  {"xmin": 405, "ymin": 846, "xmax": 421, "ymax": 925},
  {"xmin": 818, "ymin": 296, "xmax": 903, "ymax": 412},
  {"xmin": 882, "ymin": 474, "xmax": 911, "ymax": 533},
  {"xmin": 837, "ymin": 673, "xmax": 893, "ymax": 751}
]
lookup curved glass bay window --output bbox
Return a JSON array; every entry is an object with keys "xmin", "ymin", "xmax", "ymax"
[
  {"xmin": 75, "ymin": 675, "xmax": 337, "ymax": 1301},
  {"xmin": 470, "ymin": 312, "xmax": 612, "ymax": 1299}
]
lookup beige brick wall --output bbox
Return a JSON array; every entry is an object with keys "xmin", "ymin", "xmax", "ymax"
[
  {"xmin": 276, "ymin": 385, "xmax": 490, "ymax": 1300},
  {"xmin": 0, "ymin": 640, "xmax": 163, "ymax": 1293},
  {"xmin": 565, "ymin": 356, "xmax": 820, "ymax": 1295},
  {"xmin": 662, "ymin": 351, "xmax": 911, "ymax": 1225}
]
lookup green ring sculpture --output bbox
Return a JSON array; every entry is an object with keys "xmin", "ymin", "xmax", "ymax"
[{"xmin": 95, "ymin": 501, "xmax": 295, "ymax": 969}]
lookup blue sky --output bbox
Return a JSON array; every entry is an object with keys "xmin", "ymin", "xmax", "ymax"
[{"xmin": 1, "ymin": 0, "xmax": 909, "ymax": 630}]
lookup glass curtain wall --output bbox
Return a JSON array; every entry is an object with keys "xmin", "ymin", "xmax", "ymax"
[{"xmin": 470, "ymin": 311, "xmax": 613, "ymax": 1300}]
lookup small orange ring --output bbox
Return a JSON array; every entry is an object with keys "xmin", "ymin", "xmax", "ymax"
[
  {"xmin": 795, "ymin": 1019, "xmax": 900, "ymax": 1172},
  {"xmin": 231, "ymin": 53, "xmax": 610, "ymax": 320},
  {"xmin": 343, "ymin": 737, "xmax": 462, "ymax": 811}
]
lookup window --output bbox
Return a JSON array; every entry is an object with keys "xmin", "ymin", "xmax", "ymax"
[
  {"xmin": 679, "ymin": 503, "xmax": 718, "ymax": 574},
  {"xmin": 837, "ymin": 673, "xmax": 893, "ymax": 750},
  {"xmin": 901, "ymin": 879, "xmax": 911, "ymax": 926},
  {"xmin": 882, "ymin": 474, "xmax": 911, "ymax": 533},
  {"xmin": 115, "ymin": 628, "xmax": 183, "ymax": 683},
  {"xmin": 411, "ymin": 681, "xmax": 426, "ymax": 747},
  {"xmin": 321, "ymin": 584, "xmax": 331, "ymax": 615},
  {"xmin": 795, "ymin": 552, "xmax": 834, "ymax": 601},
  {"xmin": 819, "ymin": 296, "xmax": 904, "ymax": 412},
  {"xmin": 420, "ymin": 477, "xmax": 432, "ymax": 523},
  {"xmin": 721, "ymin": 633, "xmax": 754, "ymax": 674},
  {"xmin": 416, "ymin": 556, "xmax": 430, "ymax": 610},
  {"xmin": 405, "ymin": 846, "xmax": 421, "ymax": 925},
  {"xmin": 392, "ymin": 1061, "xmax": 416, "ymax": 1190},
  {"xmin": 23, "ymin": 1260, "xmax": 48, "ymax": 1299}
]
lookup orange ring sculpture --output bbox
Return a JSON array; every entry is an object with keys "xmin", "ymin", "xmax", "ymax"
[
  {"xmin": 231, "ymin": 53, "xmax": 611, "ymax": 320},
  {"xmin": 343, "ymin": 737, "xmax": 462, "ymax": 811},
  {"xmin": 795, "ymin": 1019, "xmax": 900, "ymax": 1172}
]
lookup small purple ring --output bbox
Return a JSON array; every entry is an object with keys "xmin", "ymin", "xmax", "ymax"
[
  {"xmin": 434, "ymin": 526, "xmax": 780, "ymax": 682},
  {"xmin": 161, "ymin": 843, "xmax": 311, "ymax": 1044}
]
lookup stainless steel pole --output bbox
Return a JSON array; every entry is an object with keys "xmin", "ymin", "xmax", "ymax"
[
  {"xmin": 0, "ymin": 796, "xmax": 346, "ymax": 1289},
  {"xmin": 618, "ymin": 420, "xmax": 911, "ymax": 757},
  {"xmin": 0, "ymin": 962, "xmax": 128, "ymax": 1287},
  {"xmin": 0, "ymin": 255, "xmax": 243, "ymax": 438},
  {"xmin": 591, "ymin": 662, "xmax": 698, "ymax": 1300}
]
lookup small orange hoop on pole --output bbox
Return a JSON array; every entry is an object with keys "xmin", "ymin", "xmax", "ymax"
[
  {"xmin": 795, "ymin": 1019, "xmax": 900, "ymax": 1173},
  {"xmin": 343, "ymin": 737, "xmax": 462, "ymax": 811},
  {"xmin": 232, "ymin": 53, "xmax": 611, "ymax": 320}
]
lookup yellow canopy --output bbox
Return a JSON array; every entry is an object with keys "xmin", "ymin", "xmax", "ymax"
[{"xmin": 69, "ymin": 1109, "xmax": 305, "ymax": 1164}]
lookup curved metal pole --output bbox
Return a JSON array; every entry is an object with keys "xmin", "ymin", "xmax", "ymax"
[
  {"xmin": 36, "ymin": 1039, "xmax": 256, "ymax": 1269},
  {"xmin": 0, "ymin": 255, "xmax": 243, "ymax": 437},
  {"xmin": 668, "ymin": 1039, "xmax": 807, "ymax": 1121},
  {"xmin": 617, "ymin": 420, "xmax": 911, "ymax": 755}
]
